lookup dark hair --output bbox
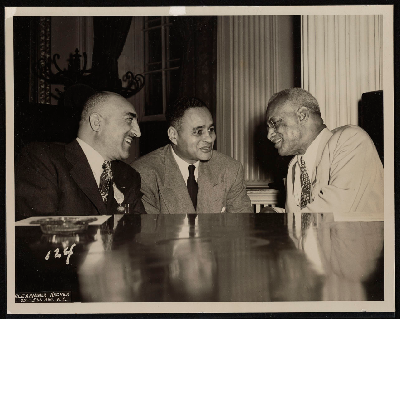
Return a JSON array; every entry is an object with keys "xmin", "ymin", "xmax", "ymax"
[
  {"xmin": 268, "ymin": 88, "xmax": 321, "ymax": 117},
  {"xmin": 165, "ymin": 97, "xmax": 208, "ymax": 130}
]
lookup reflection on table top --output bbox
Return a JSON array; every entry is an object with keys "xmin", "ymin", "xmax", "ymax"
[{"xmin": 15, "ymin": 213, "xmax": 384, "ymax": 303}]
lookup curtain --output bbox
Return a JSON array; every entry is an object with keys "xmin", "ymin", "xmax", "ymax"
[
  {"xmin": 91, "ymin": 17, "xmax": 133, "ymax": 90},
  {"xmin": 176, "ymin": 16, "xmax": 217, "ymax": 116},
  {"xmin": 301, "ymin": 15, "xmax": 383, "ymax": 128},
  {"xmin": 216, "ymin": 16, "xmax": 295, "ymax": 186}
]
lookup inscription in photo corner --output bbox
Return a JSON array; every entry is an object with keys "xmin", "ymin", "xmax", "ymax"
[{"xmin": 15, "ymin": 291, "xmax": 72, "ymax": 303}]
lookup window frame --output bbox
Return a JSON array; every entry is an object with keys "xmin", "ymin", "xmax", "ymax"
[{"xmin": 141, "ymin": 16, "xmax": 181, "ymax": 121}]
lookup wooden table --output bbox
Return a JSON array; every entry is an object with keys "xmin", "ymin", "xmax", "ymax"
[{"xmin": 15, "ymin": 213, "xmax": 384, "ymax": 303}]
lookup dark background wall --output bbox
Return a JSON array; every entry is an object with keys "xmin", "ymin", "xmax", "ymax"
[
  {"xmin": 13, "ymin": 16, "xmax": 218, "ymax": 159},
  {"xmin": 14, "ymin": 17, "xmax": 81, "ymax": 158},
  {"xmin": 139, "ymin": 17, "xmax": 217, "ymax": 156}
]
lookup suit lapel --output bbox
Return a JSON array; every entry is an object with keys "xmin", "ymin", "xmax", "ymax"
[
  {"xmin": 309, "ymin": 128, "xmax": 333, "ymax": 203},
  {"xmin": 197, "ymin": 160, "xmax": 220, "ymax": 213},
  {"xmin": 161, "ymin": 145, "xmax": 195, "ymax": 213},
  {"xmin": 313, "ymin": 128, "xmax": 333, "ymax": 182},
  {"xmin": 65, "ymin": 140, "xmax": 107, "ymax": 214}
]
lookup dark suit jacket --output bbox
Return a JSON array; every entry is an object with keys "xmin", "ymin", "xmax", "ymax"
[
  {"xmin": 132, "ymin": 144, "xmax": 252, "ymax": 214},
  {"xmin": 15, "ymin": 140, "xmax": 145, "ymax": 220}
]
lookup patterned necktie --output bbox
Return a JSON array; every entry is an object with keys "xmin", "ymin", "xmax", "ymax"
[
  {"xmin": 187, "ymin": 164, "xmax": 198, "ymax": 210},
  {"xmin": 99, "ymin": 160, "xmax": 113, "ymax": 203},
  {"xmin": 299, "ymin": 156, "xmax": 311, "ymax": 209},
  {"xmin": 301, "ymin": 212, "xmax": 312, "ymax": 236}
]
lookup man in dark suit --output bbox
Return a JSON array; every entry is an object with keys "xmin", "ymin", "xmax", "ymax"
[
  {"xmin": 15, "ymin": 91, "xmax": 145, "ymax": 220},
  {"xmin": 132, "ymin": 97, "xmax": 252, "ymax": 214}
]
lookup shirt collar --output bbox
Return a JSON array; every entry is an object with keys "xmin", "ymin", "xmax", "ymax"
[
  {"xmin": 171, "ymin": 146, "xmax": 199, "ymax": 182},
  {"xmin": 76, "ymin": 137, "xmax": 106, "ymax": 187},
  {"xmin": 297, "ymin": 128, "xmax": 326, "ymax": 177}
]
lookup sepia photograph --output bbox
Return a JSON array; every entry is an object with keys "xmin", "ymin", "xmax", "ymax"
[{"xmin": 5, "ymin": 5, "xmax": 395, "ymax": 314}]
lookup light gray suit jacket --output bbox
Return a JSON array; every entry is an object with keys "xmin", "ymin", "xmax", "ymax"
[
  {"xmin": 285, "ymin": 125, "xmax": 384, "ymax": 213},
  {"xmin": 132, "ymin": 144, "xmax": 252, "ymax": 214}
]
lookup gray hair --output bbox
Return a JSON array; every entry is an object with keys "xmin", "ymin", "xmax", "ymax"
[
  {"xmin": 268, "ymin": 88, "xmax": 321, "ymax": 116},
  {"xmin": 80, "ymin": 91, "xmax": 118, "ymax": 122}
]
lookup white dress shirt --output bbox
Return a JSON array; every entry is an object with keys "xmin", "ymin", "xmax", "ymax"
[
  {"xmin": 272, "ymin": 129, "xmax": 325, "ymax": 213},
  {"xmin": 171, "ymin": 146, "xmax": 199, "ymax": 184},
  {"xmin": 76, "ymin": 138, "xmax": 106, "ymax": 187},
  {"xmin": 292, "ymin": 131, "xmax": 324, "ymax": 208}
]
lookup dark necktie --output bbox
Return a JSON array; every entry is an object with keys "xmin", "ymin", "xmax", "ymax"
[
  {"xmin": 188, "ymin": 213, "xmax": 197, "ymax": 237},
  {"xmin": 187, "ymin": 164, "xmax": 198, "ymax": 210},
  {"xmin": 99, "ymin": 160, "xmax": 113, "ymax": 203},
  {"xmin": 299, "ymin": 156, "xmax": 311, "ymax": 209}
]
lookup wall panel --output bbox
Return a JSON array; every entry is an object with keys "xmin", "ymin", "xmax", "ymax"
[
  {"xmin": 216, "ymin": 16, "xmax": 295, "ymax": 186},
  {"xmin": 301, "ymin": 15, "xmax": 383, "ymax": 128}
]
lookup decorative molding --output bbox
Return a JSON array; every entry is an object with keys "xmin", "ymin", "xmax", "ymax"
[
  {"xmin": 301, "ymin": 15, "xmax": 383, "ymax": 128},
  {"xmin": 247, "ymin": 189, "xmax": 280, "ymax": 213},
  {"xmin": 38, "ymin": 17, "xmax": 51, "ymax": 104}
]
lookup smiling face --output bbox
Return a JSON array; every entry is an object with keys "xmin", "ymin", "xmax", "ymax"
[
  {"xmin": 266, "ymin": 99, "xmax": 306, "ymax": 156},
  {"xmin": 169, "ymin": 107, "xmax": 216, "ymax": 164},
  {"xmin": 96, "ymin": 95, "xmax": 141, "ymax": 161}
]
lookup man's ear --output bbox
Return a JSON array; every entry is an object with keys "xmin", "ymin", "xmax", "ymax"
[
  {"xmin": 89, "ymin": 113, "xmax": 102, "ymax": 132},
  {"xmin": 296, "ymin": 106, "xmax": 310, "ymax": 124},
  {"xmin": 168, "ymin": 126, "xmax": 178, "ymax": 145}
]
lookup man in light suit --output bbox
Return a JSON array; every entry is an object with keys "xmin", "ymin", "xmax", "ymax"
[
  {"xmin": 262, "ymin": 88, "xmax": 383, "ymax": 213},
  {"xmin": 15, "ymin": 91, "xmax": 145, "ymax": 220},
  {"xmin": 132, "ymin": 97, "xmax": 252, "ymax": 214}
]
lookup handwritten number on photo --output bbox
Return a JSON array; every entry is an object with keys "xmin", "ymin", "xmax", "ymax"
[{"xmin": 45, "ymin": 244, "xmax": 76, "ymax": 265}]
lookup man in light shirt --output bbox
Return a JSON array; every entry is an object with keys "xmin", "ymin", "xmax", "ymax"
[
  {"xmin": 15, "ymin": 91, "xmax": 145, "ymax": 219},
  {"xmin": 262, "ymin": 88, "xmax": 383, "ymax": 213},
  {"xmin": 132, "ymin": 97, "xmax": 252, "ymax": 214}
]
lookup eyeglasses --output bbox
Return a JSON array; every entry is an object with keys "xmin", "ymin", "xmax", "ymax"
[{"xmin": 267, "ymin": 118, "xmax": 282, "ymax": 130}]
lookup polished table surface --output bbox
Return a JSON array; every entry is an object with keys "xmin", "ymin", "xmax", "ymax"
[{"xmin": 15, "ymin": 213, "xmax": 384, "ymax": 303}]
